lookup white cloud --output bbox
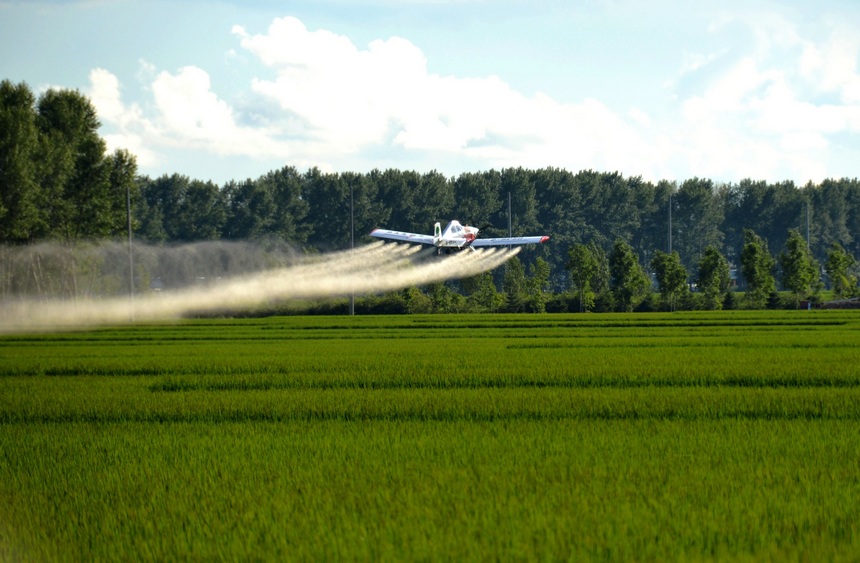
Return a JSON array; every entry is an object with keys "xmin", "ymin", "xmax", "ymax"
[
  {"xmin": 88, "ymin": 12, "xmax": 860, "ymax": 186},
  {"xmin": 87, "ymin": 67, "xmax": 159, "ymax": 167},
  {"xmin": 88, "ymin": 65, "xmax": 296, "ymax": 168},
  {"xmin": 799, "ymin": 23, "xmax": 860, "ymax": 103},
  {"xmin": 152, "ymin": 67, "xmax": 250, "ymax": 147},
  {"xmin": 231, "ymin": 16, "xmax": 654, "ymax": 176},
  {"xmin": 665, "ymin": 9, "xmax": 860, "ymax": 184}
]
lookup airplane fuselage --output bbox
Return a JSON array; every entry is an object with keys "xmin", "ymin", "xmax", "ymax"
[{"xmin": 370, "ymin": 220, "xmax": 549, "ymax": 251}]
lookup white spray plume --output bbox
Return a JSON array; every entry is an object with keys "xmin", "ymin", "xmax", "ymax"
[{"xmin": 0, "ymin": 242, "xmax": 519, "ymax": 332}]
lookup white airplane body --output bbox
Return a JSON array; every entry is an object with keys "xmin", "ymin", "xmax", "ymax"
[{"xmin": 370, "ymin": 220, "xmax": 549, "ymax": 251}]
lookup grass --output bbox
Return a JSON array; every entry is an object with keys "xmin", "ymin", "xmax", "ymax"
[{"xmin": 1, "ymin": 311, "xmax": 859, "ymax": 561}]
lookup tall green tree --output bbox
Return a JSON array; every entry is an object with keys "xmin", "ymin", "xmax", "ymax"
[
  {"xmin": 371, "ymin": 168, "xmax": 413, "ymax": 231},
  {"xmin": 573, "ymin": 171, "xmax": 641, "ymax": 250},
  {"xmin": 135, "ymin": 175, "xmax": 168, "ymax": 243},
  {"xmin": 342, "ymin": 171, "xmax": 390, "ymax": 246},
  {"xmin": 266, "ymin": 166, "xmax": 310, "ymax": 245},
  {"xmin": 697, "ymin": 246, "xmax": 731, "ymax": 310},
  {"xmin": 453, "ymin": 170, "xmax": 502, "ymax": 229},
  {"xmin": 138, "ymin": 175, "xmax": 225, "ymax": 242},
  {"xmin": 469, "ymin": 271, "xmax": 504, "ymax": 312},
  {"xmin": 534, "ymin": 168, "xmax": 586, "ymax": 289},
  {"xmin": 610, "ymin": 238, "xmax": 650, "ymax": 312},
  {"xmin": 740, "ymin": 229, "xmax": 776, "ymax": 309},
  {"xmin": 825, "ymin": 242, "xmax": 858, "ymax": 298},
  {"xmin": 223, "ymin": 166, "xmax": 312, "ymax": 244},
  {"xmin": 105, "ymin": 149, "xmax": 139, "ymax": 243},
  {"xmin": 566, "ymin": 242, "xmax": 603, "ymax": 312},
  {"xmin": 844, "ymin": 180, "xmax": 860, "ymax": 260},
  {"xmin": 809, "ymin": 179, "xmax": 853, "ymax": 260},
  {"xmin": 223, "ymin": 178, "xmax": 275, "ymax": 241},
  {"xmin": 722, "ymin": 179, "xmax": 803, "ymax": 264},
  {"xmin": 779, "ymin": 229, "xmax": 820, "ymax": 308},
  {"xmin": 402, "ymin": 286, "xmax": 432, "ymax": 314},
  {"xmin": 502, "ymin": 256, "xmax": 528, "ymax": 311},
  {"xmin": 176, "ymin": 180, "xmax": 226, "ymax": 241},
  {"xmin": 414, "ymin": 170, "xmax": 455, "ymax": 231},
  {"xmin": 631, "ymin": 178, "xmax": 670, "ymax": 267},
  {"xmin": 0, "ymin": 80, "xmax": 41, "ymax": 243},
  {"xmin": 527, "ymin": 257, "xmax": 551, "ymax": 313},
  {"xmin": 492, "ymin": 167, "xmax": 541, "ymax": 238},
  {"xmin": 429, "ymin": 282, "xmax": 455, "ymax": 313},
  {"xmin": 304, "ymin": 168, "xmax": 350, "ymax": 250},
  {"xmin": 36, "ymin": 88, "xmax": 114, "ymax": 241},
  {"xmin": 650, "ymin": 250, "xmax": 687, "ymax": 312},
  {"xmin": 672, "ymin": 177, "xmax": 724, "ymax": 271}
]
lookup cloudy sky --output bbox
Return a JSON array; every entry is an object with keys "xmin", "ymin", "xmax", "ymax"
[{"xmin": 2, "ymin": 0, "xmax": 859, "ymax": 186}]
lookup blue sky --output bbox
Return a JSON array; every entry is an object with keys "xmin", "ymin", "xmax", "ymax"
[{"xmin": 2, "ymin": 0, "xmax": 859, "ymax": 186}]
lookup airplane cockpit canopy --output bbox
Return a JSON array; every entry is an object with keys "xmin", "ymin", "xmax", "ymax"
[{"xmin": 444, "ymin": 221, "xmax": 464, "ymax": 237}]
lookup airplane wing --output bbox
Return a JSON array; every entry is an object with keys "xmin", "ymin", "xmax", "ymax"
[
  {"xmin": 470, "ymin": 236, "xmax": 550, "ymax": 247},
  {"xmin": 370, "ymin": 228, "xmax": 435, "ymax": 245}
]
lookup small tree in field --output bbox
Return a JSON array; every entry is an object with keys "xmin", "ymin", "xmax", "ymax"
[
  {"xmin": 470, "ymin": 271, "xmax": 504, "ymax": 312},
  {"xmin": 779, "ymin": 229, "xmax": 820, "ymax": 308},
  {"xmin": 826, "ymin": 242, "xmax": 858, "ymax": 298},
  {"xmin": 610, "ymin": 239, "xmax": 650, "ymax": 312},
  {"xmin": 527, "ymin": 257, "xmax": 551, "ymax": 313},
  {"xmin": 650, "ymin": 250, "xmax": 688, "ymax": 312},
  {"xmin": 566, "ymin": 243, "xmax": 599, "ymax": 312},
  {"xmin": 502, "ymin": 256, "xmax": 528, "ymax": 311},
  {"xmin": 697, "ymin": 246, "xmax": 730, "ymax": 310},
  {"xmin": 740, "ymin": 229, "xmax": 775, "ymax": 309}
]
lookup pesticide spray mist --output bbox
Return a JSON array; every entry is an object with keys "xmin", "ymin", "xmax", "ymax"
[{"xmin": 0, "ymin": 241, "xmax": 520, "ymax": 333}]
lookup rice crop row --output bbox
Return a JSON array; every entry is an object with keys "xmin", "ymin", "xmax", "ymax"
[
  {"xmin": 1, "ymin": 311, "xmax": 859, "ymax": 561},
  {"xmin": 3, "ymin": 383, "xmax": 860, "ymax": 424},
  {"xmin": 2, "ymin": 317, "xmax": 859, "ymax": 390},
  {"xmin": 2, "ymin": 419, "xmax": 858, "ymax": 561}
]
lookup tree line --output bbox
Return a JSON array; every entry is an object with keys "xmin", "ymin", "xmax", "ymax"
[{"xmin": 2, "ymin": 79, "xmax": 859, "ymax": 311}]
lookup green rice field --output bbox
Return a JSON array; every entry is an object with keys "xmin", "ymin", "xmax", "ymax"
[{"xmin": 1, "ymin": 311, "xmax": 859, "ymax": 561}]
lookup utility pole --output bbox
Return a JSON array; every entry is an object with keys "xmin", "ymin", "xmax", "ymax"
[
  {"xmin": 508, "ymin": 192, "xmax": 512, "ymax": 238},
  {"xmin": 349, "ymin": 183, "xmax": 355, "ymax": 316},
  {"xmin": 668, "ymin": 192, "xmax": 673, "ymax": 254},
  {"xmin": 127, "ymin": 183, "xmax": 135, "ymax": 322},
  {"xmin": 507, "ymin": 192, "xmax": 512, "ymax": 250}
]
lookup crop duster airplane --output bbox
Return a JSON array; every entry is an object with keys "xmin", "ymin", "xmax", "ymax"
[{"xmin": 370, "ymin": 220, "xmax": 550, "ymax": 253}]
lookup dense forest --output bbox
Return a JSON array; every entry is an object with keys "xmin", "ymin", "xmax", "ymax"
[{"xmin": 2, "ymin": 79, "xmax": 859, "ymax": 312}]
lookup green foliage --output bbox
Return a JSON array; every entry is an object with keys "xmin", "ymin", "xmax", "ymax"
[
  {"xmin": 672, "ymin": 177, "xmax": 724, "ymax": 271},
  {"xmin": 428, "ymin": 282, "xmax": 450, "ymax": 313},
  {"xmin": 809, "ymin": 179, "xmax": 858, "ymax": 262},
  {"xmin": 502, "ymin": 256, "xmax": 528, "ymax": 311},
  {"xmin": 779, "ymin": 229, "xmax": 821, "ymax": 308},
  {"xmin": 741, "ymin": 229, "xmax": 776, "ymax": 309},
  {"xmin": 697, "ymin": 246, "xmax": 731, "ymax": 310},
  {"xmin": 1, "ymin": 82, "xmax": 136, "ymax": 244},
  {"xmin": 526, "ymin": 257, "xmax": 551, "ymax": 313},
  {"xmin": 6, "ymin": 80, "xmax": 860, "ymax": 302},
  {"xmin": 565, "ymin": 242, "xmax": 607, "ymax": 312},
  {"xmin": 722, "ymin": 179, "xmax": 804, "ymax": 263},
  {"xmin": 722, "ymin": 290, "xmax": 737, "ymax": 310},
  {"xmin": 609, "ymin": 238, "xmax": 650, "ymax": 312},
  {"xmin": 468, "ymin": 271, "xmax": 504, "ymax": 312},
  {"xmin": 825, "ymin": 242, "xmax": 858, "ymax": 299},
  {"xmin": 452, "ymin": 171, "xmax": 502, "ymax": 232},
  {"xmin": 650, "ymin": 250, "xmax": 688, "ymax": 312},
  {"xmin": 222, "ymin": 178, "xmax": 276, "ymax": 240},
  {"xmin": 37, "ymin": 88, "xmax": 116, "ymax": 241},
  {"xmin": 2, "ymin": 313, "xmax": 860, "ymax": 560},
  {"xmin": 402, "ymin": 286, "xmax": 433, "ymax": 314},
  {"xmin": 0, "ymin": 80, "xmax": 41, "ymax": 243}
]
